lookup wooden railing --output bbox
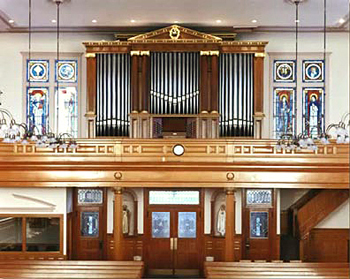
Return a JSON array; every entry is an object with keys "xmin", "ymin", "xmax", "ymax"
[{"xmin": 0, "ymin": 139, "xmax": 347, "ymax": 189}]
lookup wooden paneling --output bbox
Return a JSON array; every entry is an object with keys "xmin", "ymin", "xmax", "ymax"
[
  {"xmin": 297, "ymin": 190, "xmax": 349, "ymax": 239},
  {"xmin": 307, "ymin": 229, "xmax": 349, "ymax": 262},
  {"xmin": 107, "ymin": 234, "xmax": 144, "ymax": 261},
  {"xmin": 0, "ymin": 140, "xmax": 347, "ymax": 188},
  {"xmin": 204, "ymin": 235, "xmax": 242, "ymax": 262}
]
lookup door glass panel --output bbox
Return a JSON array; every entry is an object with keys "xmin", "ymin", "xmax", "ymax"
[
  {"xmin": 81, "ymin": 212, "xmax": 99, "ymax": 237},
  {"xmin": 0, "ymin": 217, "xmax": 22, "ymax": 251},
  {"xmin": 178, "ymin": 212, "xmax": 196, "ymax": 238},
  {"xmin": 149, "ymin": 191, "xmax": 199, "ymax": 205},
  {"xmin": 250, "ymin": 211, "xmax": 268, "ymax": 238},
  {"xmin": 152, "ymin": 212, "xmax": 170, "ymax": 238}
]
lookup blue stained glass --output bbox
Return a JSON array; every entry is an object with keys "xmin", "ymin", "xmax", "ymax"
[
  {"xmin": 27, "ymin": 87, "xmax": 49, "ymax": 134},
  {"xmin": 81, "ymin": 212, "xmax": 99, "ymax": 237},
  {"xmin": 56, "ymin": 87, "xmax": 78, "ymax": 137},
  {"xmin": 273, "ymin": 88, "xmax": 295, "ymax": 139},
  {"xmin": 178, "ymin": 212, "xmax": 196, "ymax": 238},
  {"xmin": 56, "ymin": 60, "xmax": 77, "ymax": 83},
  {"xmin": 302, "ymin": 88, "xmax": 325, "ymax": 138},
  {"xmin": 250, "ymin": 211, "xmax": 268, "ymax": 238},
  {"xmin": 27, "ymin": 60, "xmax": 49, "ymax": 82},
  {"xmin": 152, "ymin": 212, "xmax": 170, "ymax": 238}
]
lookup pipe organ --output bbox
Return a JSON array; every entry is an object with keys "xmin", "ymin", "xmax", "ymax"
[
  {"xmin": 150, "ymin": 52, "xmax": 200, "ymax": 115},
  {"xmin": 96, "ymin": 53, "xmax": 131, "ymax": 137},
  {"xmin": 219, "ymin": 53, "xmax": 254, "ymax": 137},
  {"xmin": 84, "ymin": 25, "xmax": 267, "ymax": 139}
]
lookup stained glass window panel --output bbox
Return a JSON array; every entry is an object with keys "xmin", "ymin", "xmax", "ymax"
[
  {"xmin": 27, "ymin": 60, "xmax": 49, "ymax": 82},
  {"xmin": 302, "ymin": 88, "xmax": 325, "ymax": 138},
  {"xmin": 178, "ymin": 212, "xmax": 196, "ymax": 238},
  {"xmin": 56, "ymin": 60, "xmax": 77, "ymax": 83},
  {"xmin": 81, "ymin": 212, "xmax": 99, "ymax": 237},
  {"xmin": 56, "ymin": 87, "xmax": 78, "ymax": 137},
  {"xmin": 27, "ymin": 87, "xmax": 49, "ymax": 134},
  {"xmin": 303, "ymin": 60, "xmax": 324, "ymax": 82},
  {"xmin": 0, "ymin": 217, "xmax": 22, "ymax": 251},
  {"xmin": 152, "ymin": 212, "xmax": 170, "ymax": 238},
  {"xmin": 273, "ymin": 88, "xmax": 295, "ymax": 139},
  {"xmin": 26, "ymin": 217, "xmax": 60, "ymax": 252},
  {"xmin": 149, "ymin": 191, "xmax": 199, "ymax": 205},
  {"xmin": 250, "ymin": 211, "xmax": 268, "ymax": 238},
  {"xmin": 247, "ymin": 190, "xmax": 272, "ymax": 206},
  {"xmin": 78, "ymin": 189, "xmax": 103, "ymax": 205}
]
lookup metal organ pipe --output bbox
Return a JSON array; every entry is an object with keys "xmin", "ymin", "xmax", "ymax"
[{"xmin": 96, "ymin": 53, "xmax": 131, "ymax": 137}]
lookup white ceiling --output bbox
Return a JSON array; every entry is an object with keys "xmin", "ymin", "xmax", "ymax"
[{"xmin": 0, "ymin": 0, "xmax": 348, "ymax": 31}]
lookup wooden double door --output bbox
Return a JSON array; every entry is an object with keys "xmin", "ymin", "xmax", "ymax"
[{"xmin": 146, "ymin": 206, "xmax": 203, "ymax": 276}]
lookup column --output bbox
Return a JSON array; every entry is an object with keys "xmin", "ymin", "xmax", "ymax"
[
  {"xmin": 200, "ymin": 53, "xmax": 209, "ymax": 112},
  {"xmin": 210, "ymin": 54, "xmax": 219, "ymax": 112},
  {"xmin": 113, "ymin": 187, "xmax": 124, "ymax": 260},
  {"xmin": 140, "ymin": 52, "xmax": 150, "ymax": 112},
  {"xmin": 131, "ymin": 52, "xmax": 140, "ymax": 112},
  {"xmin": 253, "ymin": 53, "xmax": 266, "ymax": 139},
  {"xmin": 225, "ymin": 188, "xmax": 236, "ymax": 261},
  {"xmin": 85, "ymin": 53, "xmax": 97, "ymax": 138}
]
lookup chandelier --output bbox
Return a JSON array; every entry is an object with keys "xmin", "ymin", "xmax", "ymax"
[{"xmin": 0, "ymin": 0, "xmax": 77, "ymax": 150}]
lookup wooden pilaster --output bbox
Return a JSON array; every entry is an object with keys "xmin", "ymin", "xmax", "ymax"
[
  {"xmin": 225, "ymin": 188, "xmax": 236, "ymax": 262},
  {"xmin": 210, "ymin": 54, "xmax": 219, "ymax": 112},
  {"xmin": 85, "ymin": 54, "xmax": 97, "ymax": 138},
  {"xmin": 253, "ymin": 53, "xmax": 266, "ymax": 139},
  {"xmin": 141, "ymin": 53, "xmax": 150, "ymax": 112},
  {"xmin": 131, "ymin": 54, "xmax": 140, "ymax": 112},
  {"xmin": 113, "ymin": 187, "xmax": 124, "ymax": 260},
  {"xmin": 200, "ymin": 54, "xmax": 209, "ymax": 112}
]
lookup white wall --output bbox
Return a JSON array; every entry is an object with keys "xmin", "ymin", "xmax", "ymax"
[
  {"xmin": 316, "ymin": 199, "xmax": 350, "ymax": 229},
  {"xmin": 0, "ymin": 187, "xmax": 67, "ymax": 254}
]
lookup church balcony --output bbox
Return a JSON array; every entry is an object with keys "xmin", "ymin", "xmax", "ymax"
[{"xmin": 0, "ymin": 139, "xmax": 348, "ymax": 189}]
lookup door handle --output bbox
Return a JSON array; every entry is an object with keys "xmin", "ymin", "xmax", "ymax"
[
  {"xmin": 245, "ymin": 242, "xmax": 250, "ymax": 249},
  {"xmin": 170, "ymin": 238, "xmax": 174, "ymax": 250},
  {"xmin": 174, "ymin": 238, "xmax": 178, "ymax": 251}
]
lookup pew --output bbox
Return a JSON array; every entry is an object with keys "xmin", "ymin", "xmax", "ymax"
[
  {"xmin": 0, "ymin": 260, "xmax": 144, "ymax": 279},
  {"xmin": 204, "ymin": 262, "xmax": 349, "ymax": 279}
]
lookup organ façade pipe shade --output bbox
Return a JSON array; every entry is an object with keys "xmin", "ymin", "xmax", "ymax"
[
  {"xmin": 219, "ymin": 53, "xmax": 254, "ymax": 137},
  {"xmin": 150, "ymin": 52, "xmax": 200, "ymax": 114},
  {"xmin": 96, "ymin": 53, "xmax": 131, "ymax": 137}
]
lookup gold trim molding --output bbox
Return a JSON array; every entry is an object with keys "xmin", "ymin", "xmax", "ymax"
[
  {"xmin": 200, "ymin": 50, "xmax": 220, "ymax": 56},
  {"xmin": 85, "ymin": 53, "xmax": 96, "ymax": 58}
]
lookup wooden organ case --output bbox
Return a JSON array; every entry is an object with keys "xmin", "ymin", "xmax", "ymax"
[{"xmin": 84, "ymin": 25, "xmax": 267, "ymax": 139}]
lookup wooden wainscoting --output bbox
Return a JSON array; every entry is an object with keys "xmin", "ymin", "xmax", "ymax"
[
  {"xmin": 0, "ymin": 253, "xmax": 66, "ymax": 260},
  {"xmin": 107, "ymin": 234, "xmax": 144, "ymax": 261},
  {"xmin": 307, "ymin": 229, "xmax": 349, "ymax": 262},
  {"xmin": 204, "ymin": 235, "xmax": 242, "ymax": 262}
]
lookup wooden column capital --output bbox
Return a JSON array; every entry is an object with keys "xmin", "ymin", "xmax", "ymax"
[{"xmin": 113, "ymin": 187, "xmax": 123, "ymax": 194}]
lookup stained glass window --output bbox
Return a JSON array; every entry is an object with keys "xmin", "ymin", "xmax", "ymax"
[
  {"xmin": 273, "ymin": 88, "xmax": 296, "ymax": 139},
  {"xmin": 250, "ymin": 211, "xmax": 268, "ymax": 238},
  {"xmin": 81, "ymin": 212, "xmax": 99, "ymax": 237},
  {"xmin": 178, "ymin": 212, "xmax": 196, "ymax": 238},
  {"xmin": 56, "ymin": 87, "xmax": 78, "ymax": 137},
  {"xmin": 27, "ymin": 60, "xmax": 49, "ymax": 82},
  {"xmin": 152, "ymin": 212, "xmax": 170, "ymax": 238},
  {"xmin": 303, "ymin": 60, "xmax": 324, "ymax": 82},
  {"xmin": 302, "ymin": 88, "xmax": 325, "ymax": 138},
  {"xmin": 78, "ymin": 189, "xmax": 103, "ymax": 205},
  {"xmin": 247, "ymin": 190, "xmax": 272, "ymax": 206},
  {"xmin": 56, "ymin": 60, "xmax": 77, "ymax": 83},
  {"xmin": 27, "ymin": 87, "xmax": 49, "ymax": 134},
  {"xmin": 149, "ymin": 191, "xmax": 200, "ymax": 205},
  {"xmin": 274, "ymin": 60, "xmax": 295, "ymax": 83}
]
